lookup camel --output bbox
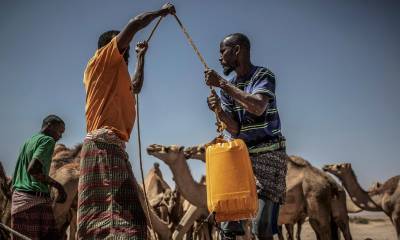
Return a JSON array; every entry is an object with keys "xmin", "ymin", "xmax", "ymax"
[
  {"xmin": 48, "ymin": 144, "xmax": 83, "ymax": 240},
  {"xmin": 279, "ymin": 156, "xmax": 359, "ymax": 240},
  {"xmin": 144, "ymin": 163, "xmax": 175, "ymax": 223},
  {"xmin": 51, "ymin": 162, "xmax": 80, "ymax": 240},
  {"xmin": 50, "ymin": 143, "xmax": 210, "ymax": 240},
  {"xmin": 0, "ymin": 162, "xmax": 11, "ymax": 239},
  {"xmin": 50, "ymin": 144, "xmax": 82, "ymax": 176},
  {"xmin": 1, "ymin": 146, "xmax": 191, "ymax": 240},
  {"xmin": 147, "ymin": 144, "xmax": 356, "ymax": 240},
  {"xmin": 323, "ymin": 163, "xmax": 400, "ymax": 239}
]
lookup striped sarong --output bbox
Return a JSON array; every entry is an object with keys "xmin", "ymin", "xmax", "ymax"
[
  {"xmin": 77, "ymin": 129, "xmax": 147, "ymax": 240},
  {"xmin": 11, "ymin": 191, "xmax": 60, "ymax": 240}
]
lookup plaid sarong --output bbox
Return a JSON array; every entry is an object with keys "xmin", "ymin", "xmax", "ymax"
[
  {"xmin": 11, "ymin": 191, "xmax": 60, "ymax": 240},
  {"xmin": 250, "ymin": 149, "xmax": 288, "ymax": 203},
  {"xmin": 77, "ymin": 129, "xmax": 147, "ymax": 240}
]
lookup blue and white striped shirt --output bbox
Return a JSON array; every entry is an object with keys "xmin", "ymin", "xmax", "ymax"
[{"xmin": 220, "ymin": 66, "xmax": 283, "ymax": 147}]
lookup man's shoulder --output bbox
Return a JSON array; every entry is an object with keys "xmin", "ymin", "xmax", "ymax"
[
  {"xmin": 253, "ymin": 66, "xmax": 275, "ymax": 80},
  {"xmin": 31, "ymin": 133, "xmax": 55, "ymax": 146}
]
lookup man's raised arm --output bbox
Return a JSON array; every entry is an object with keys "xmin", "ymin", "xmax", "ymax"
[
  {"xmin": 131, "ymin": 41, "xmax": 147, "ymax": 94},
  {"xmin": 116, "ymin": 3, "xmax": 175, "ymax": 52}
]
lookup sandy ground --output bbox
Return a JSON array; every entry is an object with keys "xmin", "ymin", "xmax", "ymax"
[{"xmin": 278, "ymin": 213, "xmax": 397, "ymax": 240}]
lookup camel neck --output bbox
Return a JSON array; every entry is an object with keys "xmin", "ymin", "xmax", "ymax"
[{"xmin": 340, "ymin": 170, "xmax": 382, "ymax": 211}]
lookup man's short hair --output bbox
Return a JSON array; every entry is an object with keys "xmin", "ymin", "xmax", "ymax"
[
  {"xmin": 98, "ymin": 30, "xmax": 120, "ymax": 49},
  {"xmin": 224, "ymin": 33, "xmax": 251, "ymax": 51},
  {"xmin": 42, "ymin": 115, "xmax": 64, "ymax": 128}
]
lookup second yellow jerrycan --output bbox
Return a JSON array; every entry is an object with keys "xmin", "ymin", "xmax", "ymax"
[{"xmin": 206, "ymin": 138, "xmax": 258, "ymax": 222}]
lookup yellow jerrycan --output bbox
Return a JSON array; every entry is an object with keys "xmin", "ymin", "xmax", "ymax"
[{"xmin": 206, "ymin": 138, "xmax": 258, "ymax": 222}]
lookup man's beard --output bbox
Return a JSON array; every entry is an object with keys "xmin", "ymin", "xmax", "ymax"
[{"xmin": 223, "ymin": 65, "xmax": 234, "ymax": 76}]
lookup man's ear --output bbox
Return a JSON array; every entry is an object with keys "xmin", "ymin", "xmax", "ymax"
[{"xmin": 234, "ymin": 45, "xmax": 241, "ymax": 56}]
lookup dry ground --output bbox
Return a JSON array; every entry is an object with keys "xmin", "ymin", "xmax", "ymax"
[{"xmin": 278, "ymin": 212, "xmax": 396, "ymax": 240}]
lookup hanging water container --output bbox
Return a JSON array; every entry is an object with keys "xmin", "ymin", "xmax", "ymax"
[{"xmin": 206, "ymin": 138, "xmax": 258, "ymax": 222}]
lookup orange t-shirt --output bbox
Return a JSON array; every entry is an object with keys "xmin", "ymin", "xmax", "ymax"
[{"xmin": 84, "ymin": 37, "xmax": 136, "ymax": 141}]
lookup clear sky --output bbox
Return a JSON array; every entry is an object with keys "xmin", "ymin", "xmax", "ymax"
[{"xmin": 1, "ymin": 0, "xmax": 399, "ymax": 188}]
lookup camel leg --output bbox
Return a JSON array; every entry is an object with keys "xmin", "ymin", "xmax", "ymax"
[
  {"xmin": 296, "ymin": 218, "xmax": 305, "ymax": 240},
  {"xmin": 331, "ymin": 192, "xmax": 352, "ymax": 240},
  {"xmin": 306, "ymin": 196, "xmax": 331, "ymax": 240},
  {"xmin": 335, "ymin": 217, "xmax": 351, "ymax": 240},
  {"xmin": 393, "ymin": 211, "xmax": 400, "ymax": 240},
  {"xmin": 172, "ymin": 205, "xmax": 206, "ymax": 239},
  {"xmin": 277, "ymin": 226, "xmax": 284, "ymax": 240},
  {"xmin": 133, "ymin": 177, "xmax": 172, "ymax": 240},
  {"xmin": 285, "ymin": 224, "xmax": 294, "ymax": 240},
  {"xmin": 68, "ymin": 209, "xmax": 77, "ymax": 240}
]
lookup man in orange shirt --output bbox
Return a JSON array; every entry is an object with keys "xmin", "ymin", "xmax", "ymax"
[{"xmin": 77, "ymin": 3, "xmax": 175, "ymax": 239}]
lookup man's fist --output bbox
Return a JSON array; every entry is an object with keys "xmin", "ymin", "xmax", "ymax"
[
  {"xmin": 205, "ymin": 69, "xmax": 226, "ymax": 88},
  {"xmin": 135, "ymin": 41, "xmax": 148, "ymax": 55},
  {"xmin": 207, "ymin": 89, "xmax": 222, "ymax": 113},
  {"xmin": 161, "ymin": 3, "xmax": 176, "ymax": 15}
]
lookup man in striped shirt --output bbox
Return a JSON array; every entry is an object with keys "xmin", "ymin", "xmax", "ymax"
[{"xmin": 205, "ymin": 33, "xmax": 288, "ymax": 240}]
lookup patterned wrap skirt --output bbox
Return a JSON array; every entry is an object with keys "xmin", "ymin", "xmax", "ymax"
[
  {"xmin": 11, "ymin": 191, "xmax": 60, "ymax": 240},
  {"xmin": 77, "ymin": 129, "xmax": 147, "ymax": 239},
  {"xmin": 250, "ymin": 149, "xmax": 288, "ymax": 204}
]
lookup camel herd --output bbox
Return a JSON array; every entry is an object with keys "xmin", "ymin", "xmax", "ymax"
[{"xmin": 0, "ymin": 142, "xmax": 399, "ymax": 240}]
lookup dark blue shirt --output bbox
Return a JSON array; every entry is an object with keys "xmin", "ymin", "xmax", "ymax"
[{"xmin": 220, "ymin": 66, "xmax": 283, "ymax": 147}]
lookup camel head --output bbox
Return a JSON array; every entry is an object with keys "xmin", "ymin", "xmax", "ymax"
[
  {"xmin": 147, "ymin": 144, "xmax": 185, "ymax": 164},
  {"xmin": 183, "ymin": 145, "xmax": 206, "ymax": 161},
  {"xmin": 0, "ymin": 162, "xmax": 11, "ymax": 200},
  {"xmin": 322, "ymin": 163, "xmax": 352, "ymax": 177},
  {"xmin": 152, "ymin": 162, "xmax": 164, "ymax": 178},
  {"xmin": 53, "ymin": 143, "xmax": 68, "ymax": 157},
  {"xmin": 368, "ymin": 182, "xmax": 382, "ymax": 192}
]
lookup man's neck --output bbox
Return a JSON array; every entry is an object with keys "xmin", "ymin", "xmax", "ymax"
[
  {"xmin": 40, "ymin": 129, "xmax": 51, "ymax": 138},
  {"xmin": 235, "ymin": 61, "xmax": 254, "ymax": 78}
]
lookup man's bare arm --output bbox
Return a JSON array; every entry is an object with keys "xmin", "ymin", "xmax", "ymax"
[
  {"xmin": 27, "ymin": 158, "xmax": 66, "ymax": 203},
  {"xmin": 131, "ymin": 41, "xmax": 147, "ymax": 94},
  {"xmin": 205, "ymin": 69, "xmax": 270, "ymax": 116},
  {"xmin": 221, "ymin": 83, "xmax": 270, "ymax": 116},
  {"xmin": 116, "ymin": 3, "xmax": 175, "ymax": 52}
]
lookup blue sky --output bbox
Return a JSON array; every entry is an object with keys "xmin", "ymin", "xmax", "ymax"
[{"xmin": 1, "ymin": 0, "xmax": 399, "ymax": 188}]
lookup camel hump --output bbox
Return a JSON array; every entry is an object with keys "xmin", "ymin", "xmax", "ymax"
[
  {"xmin": 0, "ymin": 161, "xmax": 7, "ymax": 181},
  {"xmin": 59, "ymin": 162, "xmax": 80, "ymax": 177},
  {"xmin": 289, "ymin": 155, "xmax": 311, "ymax": 167}
]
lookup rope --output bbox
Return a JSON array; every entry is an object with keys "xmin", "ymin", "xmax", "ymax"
[
  {"xmin": 172, "ymin": 14, "xmax": 209, "ymax": 70},
  {"xmin": 136, "ymin": 95, "xmax": 158, "ymax": 240},
  {"xmin": 172, "ymin": 14, "xmax": 226, "ymax": 134},
  {"xmin": 136, "ymin": 16, "xmax": 164, "ymax": 240},
  {"xmin": 146, "ymin": 16, "xmax": 163, "ymax": 43},
  {"xmin": 135, "ymin": 13, "xmax": 229, "ymax": 239},
  {"xmin": 0, "ymin": 223, "xmax": 32, "ymax": 240}
]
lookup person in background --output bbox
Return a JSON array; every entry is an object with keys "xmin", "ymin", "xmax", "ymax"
[{"xmin": 11, "ymin": 115, "xmax": 66, "ymax": 240}]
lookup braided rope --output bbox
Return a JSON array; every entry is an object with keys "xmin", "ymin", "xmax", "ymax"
[
  {"xmin": 137, "ymin": 17, "xmax": 164, "ymax": 240},
  {"xmin": 172, "ymin": 14, "xmax": 226, "ymax": 134}
]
